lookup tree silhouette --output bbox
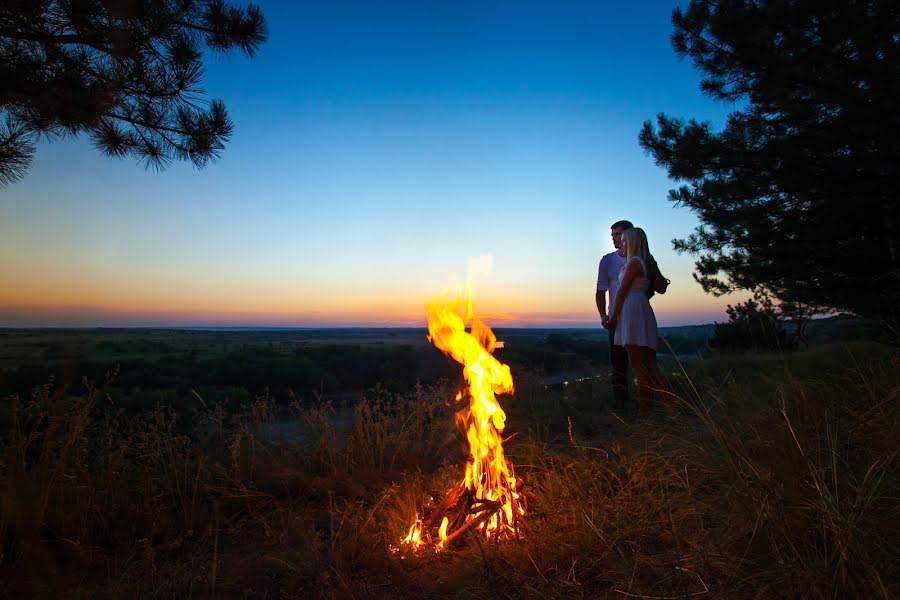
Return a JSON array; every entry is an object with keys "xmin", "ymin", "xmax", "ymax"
[
  {"xmin": 640, "ymin": 0, "xmax": 899, "ymax": 338},
  {"xmin": 708, "ymin": 289, "xmax": 789, "ymax": 353},
  {"xmin": 0, "ymin": 0, "xmax": 267, "ymax": 186}
]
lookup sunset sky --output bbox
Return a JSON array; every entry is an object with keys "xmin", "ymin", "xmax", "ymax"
[{"xmin": 0, "ymin": 0, "xmax": 744, "ymax": 328}]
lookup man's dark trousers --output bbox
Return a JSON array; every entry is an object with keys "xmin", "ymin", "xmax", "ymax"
[{"xmin": 608, "ymin": 325, "xmax": 629, "ymax": 410}]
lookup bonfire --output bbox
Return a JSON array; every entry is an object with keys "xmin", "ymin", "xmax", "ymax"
[{"xmin": 396, "ymin": 271, "xmax": 526, "ymax": 552}]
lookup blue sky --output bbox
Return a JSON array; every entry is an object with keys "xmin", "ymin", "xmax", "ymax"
[{"xmin": 0, "ymin": 0, "xmax": 743, "ymax": 327}]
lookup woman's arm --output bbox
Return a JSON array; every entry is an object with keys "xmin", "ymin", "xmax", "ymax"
[{"xmin": 609, "ymin": 259, "xmax": 642, "ymax": 325}]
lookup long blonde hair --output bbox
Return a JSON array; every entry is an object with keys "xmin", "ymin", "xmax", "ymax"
[{"xmin": 622, "ymin": 227, "xmax": 650, "ymax": 273}]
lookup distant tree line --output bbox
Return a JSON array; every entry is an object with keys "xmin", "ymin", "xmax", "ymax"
[
  {"xmin": 497, "ymin": 334, "xmax": 609, "ymax": 378},
  {"xmin": 0, "ymin": 344, "xmax": 459, "ymax": 411},
  {"xmin": 0, "ymin": 331, "xmax": 718, "ymax": 416}
]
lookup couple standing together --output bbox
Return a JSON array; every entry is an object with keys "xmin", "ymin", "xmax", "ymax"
[{"xmin": 595, "ymin": 220, "xmax": 673, "ymax": 417}]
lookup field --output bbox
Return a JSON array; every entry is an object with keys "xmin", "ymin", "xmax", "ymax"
[
  {"xmin": 0, "ymin": 326, "xmax": 712, "ymax": 400},
  {"xmin": 1, "ymin": 327, "xmax": 897, "ymax": 598}
]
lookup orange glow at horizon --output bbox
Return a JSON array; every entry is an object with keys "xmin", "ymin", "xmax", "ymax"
[
  {"xmin": 0, "ymin": 257, "xmax": 740, "ymax": 327},
  {"xmin": 0, "ymin": 291, "xmax": 734, "ymax": 327}
]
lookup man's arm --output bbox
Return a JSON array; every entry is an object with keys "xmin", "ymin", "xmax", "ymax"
[
  {"xmin": 596, "ymin": 289, "xmax": 609, "ymax": 327},
  {"xmin": 594, "ymin": 256, "xmax": 609, "ymax": 327},
  {"xmin": 596, "ymin": 256, "xmax": 610, "ymax": 326}
]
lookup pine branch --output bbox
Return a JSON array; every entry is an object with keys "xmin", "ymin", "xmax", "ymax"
[
  {"xmin": 101, "ymin": 111, "xmax": 189, "ymax": 136},
  {"xmin": 0, "ymin": 0, "xmax": 265, "ymax": 185}
]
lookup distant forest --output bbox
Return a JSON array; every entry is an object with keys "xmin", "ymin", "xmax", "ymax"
[{"xmin": 0, "ymin": 317, "xmax": 869, "ymax": 417}]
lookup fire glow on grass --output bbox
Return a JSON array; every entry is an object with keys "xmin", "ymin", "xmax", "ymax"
[{"xmin": 395, "ymin": 263, "xmax": 525, "ymax": 553}]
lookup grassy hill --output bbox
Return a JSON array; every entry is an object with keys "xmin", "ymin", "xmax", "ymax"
[{"xmin": 1, "ymin": 339, "xmax": 896, "ymax": 598}]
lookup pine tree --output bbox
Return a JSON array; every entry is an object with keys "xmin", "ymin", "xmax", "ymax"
[
  {"xmin": 0, "ymin": 0, "xmax": 267, "ymax": 186},
  {"xmin": 639, "ymin": 0, "xmax": 899, "ymax": 338},
  {"xmin": 708, "ymin": 289, "xmax": 789, "ymax": 353}
]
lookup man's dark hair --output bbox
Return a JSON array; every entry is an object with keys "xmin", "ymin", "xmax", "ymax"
[{"xmin": 611, "ymin": 220, "xmax": 634, "ymax": 230}]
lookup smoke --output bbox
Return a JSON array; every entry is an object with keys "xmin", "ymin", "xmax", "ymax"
[{"xmin": 466, "ymin": 254, "xmax": 494, "ymax": 284}]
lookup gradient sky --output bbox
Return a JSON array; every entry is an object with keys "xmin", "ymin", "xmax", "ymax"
[{"xmin": 0, "ymin": 0, "xmax": 745, "ymax": 328}]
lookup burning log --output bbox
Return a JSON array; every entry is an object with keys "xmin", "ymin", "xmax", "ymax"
[
  {"xmin": 401, "ymin": 476, "xmax": 529, "ymax": 552},
  {"xmin": 394, "ymin": 272, "xmax": 528, "ymax": 553}
]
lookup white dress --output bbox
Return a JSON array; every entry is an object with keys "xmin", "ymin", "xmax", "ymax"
[{"xmin": 614, "ymin": 257, "xmax": 658, "ymax": 350}]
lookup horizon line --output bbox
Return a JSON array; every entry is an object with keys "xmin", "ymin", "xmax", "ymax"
[{"xmin": 0, "ymin": 322, "xmax": 719, "ymax": 331}]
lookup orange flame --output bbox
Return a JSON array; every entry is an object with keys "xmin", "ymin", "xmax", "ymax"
[
  {"xmin": 398, "ymin": 273, "xmax": 523, "ymax": 551},
  {"xmin": 402, "ymin": 515, "xmax": 424, "ymax": 550}
]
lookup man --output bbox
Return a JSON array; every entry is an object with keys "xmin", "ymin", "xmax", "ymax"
[{"xmin": 596, "ymin": 220, "xmax": 633, "ymax": 410}]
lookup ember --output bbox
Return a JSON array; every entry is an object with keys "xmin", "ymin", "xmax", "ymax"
[{"xmin": 395, "ymin": 261, "xmax": 526, "ymax": 553}]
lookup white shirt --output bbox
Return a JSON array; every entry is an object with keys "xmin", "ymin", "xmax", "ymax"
[{"xmin": 596, "ymin": 250, "xmax": 627, "ymax": 310}]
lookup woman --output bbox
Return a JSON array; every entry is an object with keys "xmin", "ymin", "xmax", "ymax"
[{"xmin": 608, "ymin": 227, "xmax": 674, "ymax": 417}]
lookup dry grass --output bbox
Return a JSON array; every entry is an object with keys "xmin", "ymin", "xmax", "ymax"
[{"xmin": 1, "ymin": 342, "xmax": 897, "ymax": 598}]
